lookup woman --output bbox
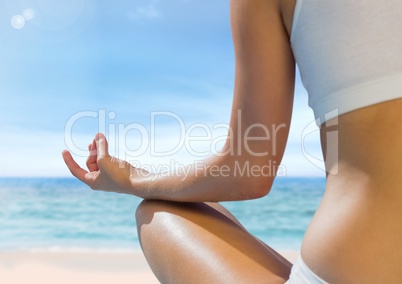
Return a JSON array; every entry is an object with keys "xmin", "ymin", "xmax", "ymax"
[{"xmin": 63, "ymin": 0, "xmax": 402, "ymax": 282}]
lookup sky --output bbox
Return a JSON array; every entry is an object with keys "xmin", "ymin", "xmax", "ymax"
[{"xmin": 0, "ymin": 0, "xmax": 325, "ymax": 177}]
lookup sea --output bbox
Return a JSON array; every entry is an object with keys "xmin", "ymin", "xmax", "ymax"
[{"xmin": 0, "ymin": 177, "xmax": 326, "ymax": 252}]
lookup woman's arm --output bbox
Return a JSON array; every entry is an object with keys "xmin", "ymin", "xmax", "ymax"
[{"xmin": 63, "ymin": 0, "xmax": 295, "ymax": 202}]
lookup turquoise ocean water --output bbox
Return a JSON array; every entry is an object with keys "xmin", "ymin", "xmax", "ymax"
[{"xmin": 0, "ymin": 178, "xmax": 326, "ymax": 252}]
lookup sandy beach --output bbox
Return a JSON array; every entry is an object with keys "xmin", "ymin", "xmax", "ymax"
[{"xmin": 0, "ymin": 250, "xmax": 299, "ymax": 284}]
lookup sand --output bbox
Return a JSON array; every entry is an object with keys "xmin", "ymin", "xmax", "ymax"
[{"xmin": 0, "ymin": 250, "xmax": 299, "ymax": 284}]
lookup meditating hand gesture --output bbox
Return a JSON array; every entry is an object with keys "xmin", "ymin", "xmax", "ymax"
[{"xmin": 62, "ymin": 133, "xmax": 150, "ymax": 195}]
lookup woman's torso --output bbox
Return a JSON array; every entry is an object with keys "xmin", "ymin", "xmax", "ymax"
[
  {"xmin": 280, "ymin": 0, "xmax": 402, "ymax": 282},
  {"xmin": 304, "ymin": 103, "xmax": 402, "ymax": 283}
]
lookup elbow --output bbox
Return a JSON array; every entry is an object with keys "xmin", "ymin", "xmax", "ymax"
[
  {"xmin": 251, "ymin": 175, "xmax": 274, "ymax": 198},
  {"xmin": 220, "ymin": 155, "xmax": 279, "ymax": 201},
  {"xmin": 235, "ymin": 175, "xmax": 274, "ymax": 200}
]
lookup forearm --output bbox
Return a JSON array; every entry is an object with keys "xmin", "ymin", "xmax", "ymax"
[{"xmin": 130, "ymin": 150, "xmax": 277, "ymax": 202}]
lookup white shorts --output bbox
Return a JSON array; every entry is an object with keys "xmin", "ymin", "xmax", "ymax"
[{"xmin": 285, "ymin": 255, "xmax": 329, "ymax": 284}]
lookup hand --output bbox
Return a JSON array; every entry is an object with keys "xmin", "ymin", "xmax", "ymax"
[{"xmin": 62, "ymin": 133, "xmax": 147, "ymax": 194}]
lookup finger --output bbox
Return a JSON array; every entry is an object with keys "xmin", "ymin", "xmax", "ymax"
[
  {"xmin": 62, "ymin": 150, "xmax": 92, "ymax": 185},
  {"xmin": 86, "ymin": 144, "xmax": 99, "ymax": 172},
  {"xmin": 91, "ymin": 137, "xmax": 97, "ymax": 151},
  {"xmin": 95, "ymin": 133, "xmax": 109, "ymax": 162}
]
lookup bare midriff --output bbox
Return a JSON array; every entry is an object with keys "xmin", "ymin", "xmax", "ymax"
[{"xmin": 301, "ymin": 98, "xmax": 402, "ymax": 283}]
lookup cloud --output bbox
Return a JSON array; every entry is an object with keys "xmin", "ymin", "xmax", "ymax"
[{"xmin": 128, "ymin": 0, "xmax": 161, "ymax": 21}]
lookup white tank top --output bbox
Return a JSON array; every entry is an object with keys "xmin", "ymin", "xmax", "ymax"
[{"xmin": 290, "ymin": 0, "xmax": 402, "ymax": 125}]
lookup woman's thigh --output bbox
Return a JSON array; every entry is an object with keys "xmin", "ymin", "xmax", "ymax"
[{"xmin": 136, "ymin": 200, "xmax": 292, "ymax": 284}]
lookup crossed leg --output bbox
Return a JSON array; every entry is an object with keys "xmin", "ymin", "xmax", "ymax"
[{"xmin": 136, "ymin": 200, "xmax": 292, "ymax": 284}]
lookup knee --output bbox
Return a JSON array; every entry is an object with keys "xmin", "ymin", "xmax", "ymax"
[
  {"xmin": 135, "ymin": 199, "xmax": 163, "ymax": 227},
  {"xmin": 135, "ymin": 200, "xmax": 165, "ymax": 246},
  {"xmin": 135, "ymin": 199, "xmax": 185, "ymax": 228},
  {"xmin": 135, "ymin": 200, "xmax": 194, "ymax": 247}
]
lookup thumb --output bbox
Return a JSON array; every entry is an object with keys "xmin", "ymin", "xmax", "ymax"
[{"xmin": 95, "ymin": 133, "xmax": 109, "ymax": 160}]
